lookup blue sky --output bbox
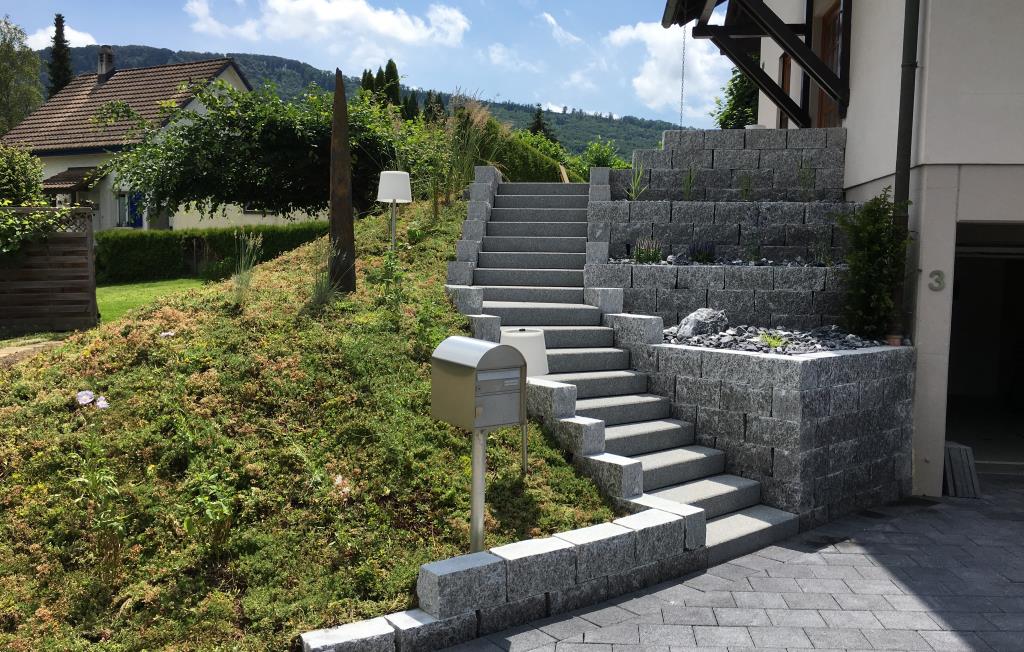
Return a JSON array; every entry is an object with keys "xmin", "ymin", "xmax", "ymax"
[{"xmin": 5, "ymin": 0, "xmax": 731, "ymax": 128}]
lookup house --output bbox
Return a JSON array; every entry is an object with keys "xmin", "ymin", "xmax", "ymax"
[
  {"xmin": 662, "ymin": 0, "xmax": 1024, "ymax": 495},
  {"xmin": 2, "ymin": 46, "xmax": 317, "ymax": 232}
]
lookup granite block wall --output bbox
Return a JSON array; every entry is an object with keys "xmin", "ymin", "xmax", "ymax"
[
  {"xmin": 644, "ymin": 344, "xmax": 915, "ymax": 530},
  {"xmin": 584, "ymin": 262, "xmax": 849, "ymax": 331},
  {"xmin": 587, "ymin": 200, "xmax": 859, "ymax": 263},
  {"xmin": 617, "ymin": 128, "xmax": 846, "ymax": 202}
]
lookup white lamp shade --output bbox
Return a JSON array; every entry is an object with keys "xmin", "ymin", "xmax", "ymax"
[
  {"xmin": 377, "ymin": 171, "xmax": 412, "ymax": 203},
  {"xmin": 500, "ymin": 328, "xmax": 549, "ymax": 377}
]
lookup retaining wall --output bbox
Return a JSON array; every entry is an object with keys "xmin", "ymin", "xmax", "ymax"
[{"xmin": 584, "ymin": 263, "xmax": 848, "ymax": 331}]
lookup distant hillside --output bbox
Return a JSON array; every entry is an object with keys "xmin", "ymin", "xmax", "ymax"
[{"xmin": 36, "ymin": 44, "xmax": 683, "ymax": 154}]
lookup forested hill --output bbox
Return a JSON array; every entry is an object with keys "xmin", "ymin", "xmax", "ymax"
[{"xmin": 35, "ymin": 44, "xmax": 681, "ymax": 154}]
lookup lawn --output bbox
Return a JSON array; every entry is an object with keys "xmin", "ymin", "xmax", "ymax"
[
  {"xmin": 97, "ymin": 278, "xmax": 205, "ymax": 323},
  {"xmin": 0, "ymin": 201, "xmax": 613, "ymax": 651}
]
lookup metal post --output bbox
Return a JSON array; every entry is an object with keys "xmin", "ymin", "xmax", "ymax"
[
  {"xmin": 470, "ymin": 428, "xmax": 486, "ymax": 552},
  {"xmin": 521, "ymin": 423, "xmax": 529, "ymax": 476},
  {"xmin": 390, "ymin": 199, "xmax": 397, "ymax": 250}
]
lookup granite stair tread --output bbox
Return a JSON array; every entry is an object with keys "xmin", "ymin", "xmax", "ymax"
[
  {"xmin": 542, "ymin": 369, "xmax": 649, "ymax": 399},
  {"xmin": 477, "ymin": 252, "xmax": 586, "ymax": 270},
  {"xmin": 705, "ymin": 504, "xmax": 800, "ymax": 565},
  {"xmin": 489, "ymin": 207, "xmax": 589, "ymax": 222},
  {"xmin": 485, "ymin": 221, "xmax": 588, "ymax": 238},
  {"xmin": 506, "ymin": 326, "xmax": 614, "ymax": 349},
  {"xmin": 649, "ymin": 474, "xmax": 762, "ymax": 519},
  {"xmin": 546, "ymin": 347, "xmax": 630, "ymax": 373},
  {"xmin": 604, "ymin": 419, "xmax": 695, "ymax": 457},
  {"xmin": 482, "ymin": 286, "xmax": 584, "ymax": 303},
  {"xmin": 574, "ymin": 393, "xmax": 670, "ymax": 426},
  {"xmin": 473, "ymin": 268, "xmax": 583, "ymax": 287},
  {"xmin": 497, "ymin": 182, "xmax": 588, "ymax": 195},
  {"xmin": 481, "ymin": 236, "xmax": 587, "ymax": 253},
  {"xmin": 633, "ymin": 445, "xmax": 726, "ymax": 491}
]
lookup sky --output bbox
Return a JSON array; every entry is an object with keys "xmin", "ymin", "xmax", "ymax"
[{"xmin": 4, "ymin": 0, "xmax": 732, "ymax": 128}]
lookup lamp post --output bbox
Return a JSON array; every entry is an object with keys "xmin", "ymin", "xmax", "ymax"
[{"xmin": 377, "ymin": 171, "xmax": 412, "ymax": 250}]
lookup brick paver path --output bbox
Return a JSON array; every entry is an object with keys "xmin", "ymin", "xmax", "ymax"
[{"xmin": 447, "ymin": 475, "xmax": 1024, "ymax": 651}]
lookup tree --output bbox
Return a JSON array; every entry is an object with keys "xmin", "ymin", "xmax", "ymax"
[
  {"xmin": 0, "ymin": 17, "xmax": 43, "ymax": 136},
  {"xmin": 402, "ymin": 91, "xmax": 419, "ymax": 120},
  {"xmin": 47, "ymin": 13, "xmax": 73, "ymax": 98},
  {"xmin": 710, "ymin": 63, "xmax": 758, "ymax": 129},
  {"xmin": 360, "ymin": 69, "xmax": 374, "ymax": 93},
  {"xmin": 383, "ymin": 58, "xmax": 401, "ymax": 106},
  {"xmin": 373, "ymin": 67, "xmax": 385, "ymax": 94},
  {"xmin": 527, "ymin": 105, "xmax": 558, "ymax": 144},
  {"xmin": 423, "ymin": 91, "xmax": 445, "ymax": 123},
  {"xmin": 0, "ymin": 142, "xmax": 44, "ymax": 204}
]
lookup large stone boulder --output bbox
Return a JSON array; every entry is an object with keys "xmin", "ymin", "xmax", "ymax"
[{"xmin": 677, "ymin": 308, "xmax": 728, "ymax": 338}]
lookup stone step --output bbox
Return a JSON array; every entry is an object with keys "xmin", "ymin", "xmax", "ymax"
[
  {"xmin": 512, "ymin": 326, "xmax": 614, "ymax": 349},
  {"xmin": 486, "ymin": 221, "xmax": 588, "ymax": 238},
  {"xmin": 706, "ymin": 505, "xmax": 799, "ymax": 566},
  {"xmin": 483, "ymin": 286, "xmax": 584, "ymax": 303},
  {"xmin": 481, "ymin": 236, "xmax": 587, "ymax": 253},
  {"xmin": 498, "ymin": 182, "xmax": 589, "ymax": 196},
  {"xmin": 604, "ymin": 419, "xmax": 695, "ymax": 457},
  {"xmin": 477, "ymin": 252, "xmax": 586, "ymax": 270},
  {"xmin": 543, "ymin": 370, "xmax": 649, "ymax": 399},
  {"xmin": 634, "ymin": 445, "xmax": 725, "ymax": 492},
  {"xmin": 493, "ymin": 194, "xmax": 589, "ymax": 209},
  {"xmin": 575, "ymin": 394, "xmax": 670, "ymax": 426},
  {"xmin": 473, "ymin": 268, "xmax": 583, "ymax": 287},
  {"xmin": 546, "ymin": 347, "xmax": 630, "ymax": 373},
  {"xmin": 649, "ymin": 474, "xmax": 762, "ymax": 519},
  {"xmin": 489, "ymin": 208, "xmax": 589, "ymax": 223},
  {"xmin": 482, "ymin": 301, "xmax": 602, "ymax": 326}
]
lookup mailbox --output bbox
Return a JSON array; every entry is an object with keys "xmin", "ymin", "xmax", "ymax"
[
  {"xmin": 430, "ymin": 336, "xmax": 528, "ymax": 552},
  {"xmin": 431, "ymin": 336, "xmax": 527, "ymax": 431}
]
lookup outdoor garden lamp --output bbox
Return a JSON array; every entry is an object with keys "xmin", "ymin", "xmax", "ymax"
[{"xmin": 376, "ymin": 171, "xmax": 412, "ymax": 250}]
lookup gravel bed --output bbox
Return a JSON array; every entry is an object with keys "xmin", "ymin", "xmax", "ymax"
[
  {"xmin": 608, "ymin": 256, "xmax": 841, "ymax": 268},
  {"xmin": 663, "ymin": 324, "xmax": 884, "ymax": 355}
]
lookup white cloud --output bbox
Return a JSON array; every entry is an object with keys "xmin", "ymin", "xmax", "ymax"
[
  {"xmin": 540, "ymin": 12, "xmax": 581, "ymax": 46},
  {"xmin": 259, "ymin": 0, "xmax": 469, "ymax": 46},
  {"xmin": 26, "ymin": 23, "xmax": 98, "ymax": 49},
  {"xmin": 185, "ymin": 0, "xmax": 260, "ymax": 40},
  {"xmin": 487, "ymin": 43, "xmax": 542, "ymax": 73},
  {"xmin": 606, "ymin": 14, "xmax": 731, "ymax": 120}
]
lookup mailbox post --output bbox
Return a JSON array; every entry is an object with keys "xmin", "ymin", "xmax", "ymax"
[{"xmin": 431, "ymin": 336, "xmax": 528, "ymax": 552}]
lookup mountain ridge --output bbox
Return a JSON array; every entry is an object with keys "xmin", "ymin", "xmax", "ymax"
[{"xmin": 35, "ymin": 44, "xmax": 684, "ymax": 154}]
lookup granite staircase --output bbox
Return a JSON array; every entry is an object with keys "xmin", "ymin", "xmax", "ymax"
[{"xmin": 468, "ymin": 180, "xmax": 797, "ymax": 565}]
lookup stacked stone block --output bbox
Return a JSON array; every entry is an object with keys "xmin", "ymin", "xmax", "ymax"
[
  {"xmin": 584, "ymin": 262, "xmax": 849, "ymax": 331},
  {"xmin": 617, "ymin": 128, "xmax": 846, "ymax": 202},
  {"xmin": 641, "ymin": 344, "xmax": 914, "ymax": 530},
  {"xmin": 587, "ymin": 199, "xmax": 858, "ymax": 262}
]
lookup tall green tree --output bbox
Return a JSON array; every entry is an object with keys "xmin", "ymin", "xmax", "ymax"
[
  {"xmin": 423, "ymin": 91, "xmax": 445, "ymax": 123},
  {"xmin": 0, "ymin": 16, "xmax": 43, "ymax": 136},
  {"xmin": 383, "ymin": 58, "xmax": 401, "ymax": 106},
  {"xmin": 360, "ymin": 69, "xmax": 374, "ymax": 93},
  {"xmin": 710, "ymin": 63, "xmax": 758, "ymax": 129},
  {"xmin": 527, "ymin": 105, "xmax": 558, "ymax": 144},
  {"xmin": 402, "ymin": 91, "xmax": 419, "ymax": 120},
  {"xmin": 47, "ymin": 13, "xmax": 73, "ymax": 98},
  {"xmin": 373, "ymin": 67, "xmax": 385, "ymax": 95}
]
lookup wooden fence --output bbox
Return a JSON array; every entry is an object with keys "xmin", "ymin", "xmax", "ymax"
[{"xmin": 0, "ymin": 208, "xmax": 98, "ymax": 334}]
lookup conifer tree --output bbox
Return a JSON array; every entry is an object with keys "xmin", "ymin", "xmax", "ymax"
[
  {"xmin": 47, "ymin": 14, "xmax": 73, "ymax": 98},
  {"xmin": 373, "ymin": 67, "xmax": 385, "ymax": 94},
  {"xmin": 0, "ymin": 17, "xmax": 43, "ymax": 136},
  {"xmin": 528, "ymin": 105, "xmax": 558, "ymax": 143},
  {"xmin": 383, "ymin": 58, "xmax": 401, "ymax": 106},
  {"xmin": 402, "ymin": 90, "xmax": 419, "ymax": 120},
  {"xmin": 424, "ymin": 92, "xmax": 446, "ymax": 123},
  {"xmin": 360, "ymin": 69, "xmax": 374, "ymax": 92}
]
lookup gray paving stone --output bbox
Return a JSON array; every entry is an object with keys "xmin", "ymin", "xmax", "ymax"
[
  {"xmin": 921, "ymin": 630, "xmax": 992, "ymax": 651},
  {"xmin": 844, "ymin": 578, "xmax": 902, "ymax": 595},
  {"xmin": 576, "ymin": 604, "xmax": 636, "ymax": 628},
  {"xmin": 861, "ymin": 628, "xmax": 933, "ymax": 650},
  {"xmin": 874, "ymin": 610, "xmax": 942, "ymax": 630},
  {"xmin": 692, "ymin": 626, "xmax": 753, "ymax": 648},
  {"xmin": 637, "ymin": 624, "xmax": 695, "ymax": 646},
  {"xmin": 803, "ymin": 627, "xmax": 871, "ymax": 649},
  {"xmin": 745, "ymin": 626, "xmax": 812, "ymax": 648},
  {"xmin": 487, "ymin": 625, "xmax": 558, "ymax": 652},
  {"xmin": 534, "ymin": 615, "xmax": 602, "ymax": 641},
  {"xmin": 584, "ymin": 624, "xmax": 640, "ymax": 645},
  {"xmin": 711, "ymin": 608, "xmax": 769, "ymax": 627},
  {"xmin": 984, "ymin": 612, "xmax": 1024, "ymax": 631},
  {"xmin": 794, "ymin": 578, "xmax": 851, "ymax": 594},
  {"xmin": 731, "ymin": 593, "xmax": 787, "ymax": 609},
  {"xmin": 661, "ymin": 606, "xmax": 717, "ymax": 626},
  {"xmin": 683, "ymin": 591, "xmax": 738, "ymax": 608},
  {"xmin": 765, "ymin": 608, "xmax": 826, "ymax": 628},
  {"xmin": 746, "ymin": 577, "xmax": 800, "ymax": 594},
  {"xmin": 833, "ymin": 593, "xmax": 895, "ymax": 611},
  {"xmin": 818, "ymin": 609, "xmax": 884, "ymax": 629}
]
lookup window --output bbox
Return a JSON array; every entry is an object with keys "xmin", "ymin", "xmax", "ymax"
[
  {"xmin": 117, "ymin": 192, "xmax": 144, "ymax": 228},
  {"xmin": 817, "ymin": 2, "xmax": 842, "ymax": 128},
  {"xmin": 778, "ymin": 54, "xmax": 792, "ymax": 129}
]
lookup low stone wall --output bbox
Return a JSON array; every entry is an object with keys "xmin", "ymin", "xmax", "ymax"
[
  {"xmin": 586, "ymin": 199, "xmax": 859, "ymax": 263},
  {"xmin": 584, "ymin": 263, "xmax": 848, "ymax": 331},
  {"xmin": 639, "ymin": 343, "xmax": 915, "ymax": 530},
  {"xmin": 617, "ymin": 128, "xmax": 846, "ymax": 202}
]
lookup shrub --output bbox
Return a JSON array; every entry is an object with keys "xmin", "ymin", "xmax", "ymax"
[
  {"xmin": 94, "ymin": 221, "xmax": 329, "ymax": 283},
  {"xmin": 837, "ymin": 187, "xmax": 909, "ymax": 338},
  {"xmin": 0, "ymin": 202, "xmax": 74, "ymax": 255},
  {"xmin": 626, "ymin": 164, "xmax": 648, "ymax": 200},
  {"xmin": 633, "ymin": 236, "xmax": 663, "ymax": 263},
  {"xmin": 0, "ymin": 143, "xmax": 43, "ymax": 205},
  {"xmin": 579, "ymin": 138, "xmax": 629, "ymax": 171}
]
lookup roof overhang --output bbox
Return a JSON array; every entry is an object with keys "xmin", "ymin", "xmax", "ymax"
[{"xmin": 42, "ymin": 167, "xmax": 104, "ymax": 193}]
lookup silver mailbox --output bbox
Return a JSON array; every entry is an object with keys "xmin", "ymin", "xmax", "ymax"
[{"xmin": 431, "ymin": 336, "xmax": 526, "ymax": 431}]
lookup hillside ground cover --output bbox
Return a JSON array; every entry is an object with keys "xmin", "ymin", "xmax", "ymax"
[
  {"xmin": 97, "ymin": 278, "xmax": 205, "ymax": 323},
  {"xmin": 0, "ymin": 201, "xmax": 613, "ymax": 651}
]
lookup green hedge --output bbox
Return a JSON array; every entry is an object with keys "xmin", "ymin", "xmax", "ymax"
[{"xmin": 95, "ymin": 221, "xmax": 329, "ymax": 283}]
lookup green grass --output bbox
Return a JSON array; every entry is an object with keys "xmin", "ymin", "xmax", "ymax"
[
  {"xmin": 0, "ymin": 201, "xmax": 613, "ymax": 651},
  {"xmin": 97, "ymin": 278, "xmax": 205, "ymax": 323}
]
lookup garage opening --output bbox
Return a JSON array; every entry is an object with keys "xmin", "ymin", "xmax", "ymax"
[{"xmin": 946, "ymin": 223, "xmax": 1024, "ymax": 474}]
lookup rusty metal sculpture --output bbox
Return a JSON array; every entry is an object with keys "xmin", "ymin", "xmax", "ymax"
[{"xmin": 329, "ymin": 68, "xmax": 356, "ymax": 292}]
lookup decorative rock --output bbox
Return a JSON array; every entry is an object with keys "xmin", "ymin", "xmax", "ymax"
[
  {"xmin": 677, "ymin": 308, "xmax": 728, "ymax": 338},
  {"xmin": 614, "ymin": 509, "xmax": 687, "ymax": 566},
  {"xmin": 384, "ymin": 609, "xmax": 476, "ymax": 652},
  {"xmin": 416, "ymin": 551, "xmax": 507, "ymax": 619},
  {"xmin": 663, "ymin": 324, "xmax": 884, "ymax": 355},
  {"xmin": 301, "ymin": 617, "xmax": 395, "ymax": 652},
  {"xmin": 554, "ymin": 522, "xmax": 636, "ymax": 583},
  {"xmin": 491, "ymin": 537, "xmax": 577, "ymax": 602}
]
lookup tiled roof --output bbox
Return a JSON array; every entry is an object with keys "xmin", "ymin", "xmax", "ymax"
[
  {"xmin": 2, "ymin": 58, "xmax": 238, "ymax": 154},
  {"xmin": 41, "ymin": 167, "xmax": 101, "ymax": 192}
]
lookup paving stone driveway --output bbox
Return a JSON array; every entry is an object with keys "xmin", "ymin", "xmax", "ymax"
[{"xmin": 446, "ymin": 475, "xmax": 1024, "ymax": 651}]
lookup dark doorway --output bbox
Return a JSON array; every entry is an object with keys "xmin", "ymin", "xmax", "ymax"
[{"xmin": 946, "ymin": 223, "xmax": 1024, "ymax": 473}]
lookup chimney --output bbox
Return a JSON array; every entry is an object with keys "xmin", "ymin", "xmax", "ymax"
[{"xmin": 97, "ymin": 45, "xmax": 115, "ymax": 83}]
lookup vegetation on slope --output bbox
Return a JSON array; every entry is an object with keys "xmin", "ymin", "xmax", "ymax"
[{"xmin": 0, "ymin": 201, "xmax": 612, "ymax": 650}]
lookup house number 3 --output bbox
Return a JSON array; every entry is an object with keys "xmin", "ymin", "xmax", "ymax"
[{"xmin": 928, "ymin": 270, "xmax": 945, "ymax": 291}]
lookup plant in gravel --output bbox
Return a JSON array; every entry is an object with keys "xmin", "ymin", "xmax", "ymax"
[
  {"xmin": 687, "ymin": 240, "xmax": 716, "ymax": 264},
  {"xmin": 759, "ymin": 330, "xmax": 789, "ymax": 349},
  {"xmin": 68, "ymin": 443, "xmax": 126, "ymax": 596},
  {"xmin": 632, "ymin": 236, "xmax": 663, "ymax": 264},
  {"xmin": 682, "ymin": 166, "xmax": 697, "ymax": 201},
  {"xmin": 306, "ymin": 238, "xmax": 345, "ymax": 315},
  {"xmin": 182, "ymin": 468, "xmax": 235, "ymax": 558},
  {"xmin": 230, "ymin": 231, "xmax": 262, "ymax": 308},
  {"xmin": 626, "ymin": 163, "xmax": 648, "ymax": 200},
  {"xmin": 837, "ymin": 187, "xmax": 910, "ymax": 338},
  {"xmin": 367, "ymin": 249, "xmax": 408, "ymax": 326}
]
